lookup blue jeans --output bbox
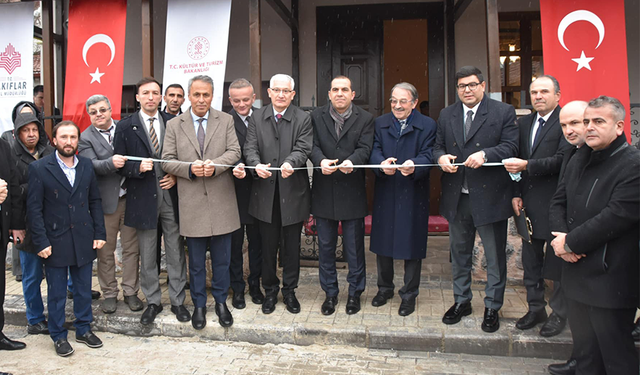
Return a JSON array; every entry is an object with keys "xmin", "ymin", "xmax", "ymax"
[
  {"xmin": 19, "ymin": 251, "xmax": 46, "ymax": 325},
  {"xmin": 46, "ymin": 262, "xmax": 93, "ymax": 342}
]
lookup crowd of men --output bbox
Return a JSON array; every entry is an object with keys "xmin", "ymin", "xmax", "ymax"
[{"xmin": 0, "ymin": 67, "xmax": 638, "ymax": 375}]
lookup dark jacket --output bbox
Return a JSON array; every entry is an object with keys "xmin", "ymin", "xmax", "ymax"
[
  {"xmin": 230, "ymin": 108, "xmax": 256, "ymax": 225},
  {"xmin": 0, "ymin": 138, "xmax": 23, "ymax": 251},
  {"xmin": 433, "ymin": 95, "xmax": 519, "ymax": 226},
  {"xmin": 244, "ymin": 104, "xmax": 313, "ymax": 226},
  {"xmin": 369, "ymin": 110, "xmax": 437, "ymax": 260},
  {"xmin": 310, "ymin": 104, "xmax": 374, "ymax": 221},
  {"xmin": 549, "ymin": 135, "xmax": 640, "ymax": 309}
]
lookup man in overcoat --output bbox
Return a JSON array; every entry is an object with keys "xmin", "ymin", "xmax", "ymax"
[{"xmin": 369, "ymin": 82, "xmax": 436, "ymax": 317}]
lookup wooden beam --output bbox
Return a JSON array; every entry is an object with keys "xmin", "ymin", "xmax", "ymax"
[
  {"xmin": 41, "ymin": 0, "xmax": 55, "ymax": 136},
  {"xmin": 264, "ymin": 0, "xmax": 298, "ymax": 30},
  {"xmin": 249, "ymin": 0, "xmax": 262, "ymax": 102},
  {"xmin": 485, "ymin": 0, "xmax": 501, "ymax": 95},
  {"xmin": 141, "ymin": 0, "xmax": 154, "ymax": 78},
  {"xmin": 454, "ymin": 0, "xmax": 473, "ymax": 23},
  {"xmin": 445, "ymin": 0, "xmax": 456, "ymax": 106},
  {"xmin": 291, "ymin": 0, "xmax": 299, "ymax": 106}
]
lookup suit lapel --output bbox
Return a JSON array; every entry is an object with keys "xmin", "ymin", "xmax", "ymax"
[
  {"xmin": 338, "ymin": 107, "xmax": 358, "ymax": 141},
  {"xmin": 322, "ymin": 107, "xmax": 338, "ymax": 141},
  {"xmin": 134, "ymin": 112, "xmax": 154, "ymax": 155},
  {"xmin": 465, "ymin": 97, "xmax": 488, "ymax": 143},
  {"xmin": 531, "ymin": 107, "xmax": 560, "ymax": 155},
  {"xmin": 180, "ymin": 112, "xmax": 201, "ymax": 158},
  {"xmin": 70, "ymin": 160, "xmax": 85, "ymax": 196},
  {"xmin": 232, "ymin": 111, "xmax": 247, "ymax": 145},
  {"xmin": 451, "ymin": 103, "xmax": 465, "ymax": 148},
  {"xmin": 203, "ymin": 109, "xmax": 220, "ymax": 154},
  {"xmin": 46, "ymin": 157, "xmax": 72, "ymax": 192},
  {"xmin": 90, "ymin": 126, "xmax": 113, "ymax": 152},
  {"xmin": 262, "ymin": 104, "xmax": 279, "ymax": 138}
]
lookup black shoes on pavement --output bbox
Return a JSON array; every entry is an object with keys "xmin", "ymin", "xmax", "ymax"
[
  {"xmin": 232, "ymin": 291, "xmax": 246, "ymax": 309},
  {"xmin": 249, "ymin": 286, "xmax": 265, "ymax": 305},
  {"xmin": 442, "ymin": 302, "xmax": 472, "ymax": 325},
  {"xmin": 398, "ymin": 298, "xmax": 416, "ymax": 317},
  {"xmin": 547, "ymin": 358, "xmax": 577, "ymax": 375},
  {"xmin": 481, "ymin": 308, "xmax": 500, "ymax": 333},
  {"xmin": 0, "ymin": 334, "xmax": 26, "ymax": 351},
  {"xmin": 140, "ymin": 303, "xmax": 163, "ymax": 325},
  {"xmin": 215, "ymin": 303, "xmax": 233, "ymax": 327},
  {"xmin": 345, "ymin": 296, "xmax": 361, "ymax": 315},
  {"xmin": 539, "ymin": 312, "xmax": 566, "ymax": 337},
  {"xmin": 371, "ymin": 291, "xmax": 393, "ymax": 307},
  {"xmin": 171, "ymin": 304, "xmax": 191, "ymax": 322},
  {"xmin": 321, "ymin": 296, "xmax": 338, "ymax": 315},
  {"xmin": 27, "ymin": 320, "xmax": 49, "ymax": 335},
  {"xmin": 76, "ymin": 331, "xmax": 103, "ymax": 348},
  {"xmin": 284, "ymin": 293, "xmax": 301, "ymax": 314},
  {"xmin": 192, "ymin": 307, "xmax": 206, "ymax": 330},
  {"xmin": 516, "ymin": 309, "xmax": 548, "ymax": 330}
]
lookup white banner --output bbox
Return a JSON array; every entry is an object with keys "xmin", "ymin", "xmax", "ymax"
[
  {"xmin": 162, "ymin": 0, "xmax": 232, "ymax": 112},
  {"xmin": 0, "ymin": 3, "xmax": 34, "ymax": 134}
]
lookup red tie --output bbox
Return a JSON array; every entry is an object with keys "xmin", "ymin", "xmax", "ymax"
[{"xmin": 276, "ymin": 114, "xmax": 282, "ymax": 123}]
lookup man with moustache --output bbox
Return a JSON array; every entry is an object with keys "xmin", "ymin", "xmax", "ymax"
[
  {"xmin": 113, "ymin": 77, "xmax": 188, "ymax": 325},
  {"xmin": 78, "ymin": 95, "xmax": 142, "ymax": 314},
  {"xmin": 503, "ymin": 76, "xmax": 572, "ymax": 337},
  {"xmin": 549, "ymin": 96, "xmax": 639, "ymax": 374},
  {"xmin": 434, "ymin": 66, "xmax": 518, "ymax": 333},
  {"xmin": 27, "ymin": 121, "xmax": 106, "ymax": 357},
  {"xmin": 243, "ymin": 74, "xmax": 312, "ymax": 315},
  {"xmin": 163, "ymin": 84, "xmax": 185, "ymax": 116},
  {"xmin": 309, "ymin": 75, "xmax": 374, "ymax": 315},
  {"xmin": 228, "ymin": 78, "xmax": 264, "ymax": 309}
]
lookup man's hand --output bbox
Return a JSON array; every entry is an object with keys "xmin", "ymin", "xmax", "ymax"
[
  {"xmin": 139, "ymin": 158, "xmax": 154, "ymax": 173},
  {"xmin": 191, "ymin": 160, "xmax": 205, "ymax": 177},
  {"xmin": 281, "ymin": 162, "xmax": 294, "ymax": 179},
  {"xmin": 380, "ymin": 157, "xmax": 397, "ymax": 176},
  {"xmin": 438, "ymin": 155, "xmax": 458, "ymax": 173},
  {"xmin": 38, "ymin": 246, "xmax": 52, "ymax": 259},
  {"xmin": 0, "ymin": 178, "xmax": 7, "ymax": 204},
  {"xmin": 512, "ymin": 197, "xmax": 523, "ymax": 216},
  {"xmin": 203, "ymin": 159, "xmax": 216, "ymax": 177},
  {"xmin": 256, "ymin": 163, "xmax": 272, "ymax": 179},
  {"xmin": 233, "ymin": 163, "xmax": 246, "ymax": 179},
  {"xmin": 503, "ymin": 158, "xmax": 528, "ymax": 173},
  {"xmin": 112, "ymin": 154, "xmax": 127, "ymax": 169},
  {"xmin": 10, "ymin": 229, "xmax": 25, "ymax": 244},
  {"xmin": 93, "ymin": 240, "xmax": 106, "ymax": 250},
  {"xmin": 550, "ymin": 231, "xmax": 585, "ymax": 262},
  {"xmin": 398, "ymin": 159, "xmax": 415, "ymax": 176},
  {"xmin": 160, "ymin": 174, "xmax": 176, "ymax": 189},
  {"xmin": 338, "ymin": 159, "xmax": 354, "ymax": 174},
  {"xmin": 320, "ymin": 159, "xmax": 339, "ymax": 175},
  {"xmin": 464, "ymin": 151, "xmax": 485, "ymax": 169}
]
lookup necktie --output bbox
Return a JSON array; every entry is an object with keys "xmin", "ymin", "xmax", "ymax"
[
  {"xmin": 275, "ymin": 113, "xmax": 282, "ymax": 123},
  {"xmin": 532, "ymin": 117, "xmax": 545, "ymax": 150},
  {"xmin": 148, "ymin": 118, "xmax": 160, "ymax": 155},
  {"xmin": 399, "ymin": 119, "xmax": 408, "ymax": 135},
  {"xmin": 464, "ymin": 110, "xmax": 473, "ymax": 142},
  {"xmin": 197, "ymin": 118, "xmax": 205, "ymax": 154},
  {"xmin": 99, "ymin": 126, "xmax": 113, "ymax": 146}
]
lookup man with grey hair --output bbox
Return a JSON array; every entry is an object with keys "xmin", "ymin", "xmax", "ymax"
[{"xmin": 78, "ymin": 95, "xmax": 142, "ymax": 314}]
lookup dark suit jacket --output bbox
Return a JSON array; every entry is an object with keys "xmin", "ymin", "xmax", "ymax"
[
  {"xmin": 27, "ymin": 153, "xmax": 106, "ymax": 268},
  {"xmin": 244, "ymin": 104, "xmax": 313, "ymax": 226},
  {"xmin": 0, "ymin": 138, "xmax": 22, "ymax": 251},
  {"xmin": 433, "ymin": 95, "xmax": 519, "ymax": 226},
  {"xmin": 113, "ymin": 110, "xmax": 178, "ymax": 230},
  {"xmin": 230, "ymin": 108, "xmax": 257, "ymax": 225},
  {"xmin": 309, "ymin": 104, "xmax": 374, "ymax": 221},
  {"xmin": 549, "ymin": 135, "xmax": 640, "ymax": 309}
]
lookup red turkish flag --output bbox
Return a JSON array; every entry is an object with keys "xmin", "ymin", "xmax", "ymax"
[
  {"xmin": 63, "ymin": 0, "xmax": 127, "ymax": 131},
  {"xmin": 540, "ymin": 0, "xmax": 631, "ymax": 138}
]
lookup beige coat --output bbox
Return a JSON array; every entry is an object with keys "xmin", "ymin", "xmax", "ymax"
[{"xmin": 162, "ymin": 108, "xmax": 241, "ymax": 237}]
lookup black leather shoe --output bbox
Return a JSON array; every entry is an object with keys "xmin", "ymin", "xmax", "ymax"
[
  {"xmin": 0, "ymin": 334, "xmax": 26, "ymax": 351},
  {"xmin": 249, "ymin": 286, "xmax": 265, "ymax": 305},
  {"xmin": 398, "ymin": 298, "xmax": 416, "ymax": 316},
  {"xmin": 91, "ymin": 290, "xmax": 101, "ymax": 300},
  {"xmin": 171, "ymin": 305, "xmax": 191, "ymax": 322},
  {"xmin": 371, "ymin": 291, "xmax": 393, "ymax": 307},
  {"xmin": 232, "ymin": 291, "xmax": 246, "ymax": 309},
  {"xmin": 321, "ymin": 296, "xmax": 338, "ymax": 316},
  {"xmin": 442, "ymin": 302, "xmax": 472, "ymax": 324},
  {"xmin": 516, "ymin": 309, "xmax": 548, "ymax": 330},
  {"xmin": 215, "ymin": 303, "xmax": 233, "ymax": 327},
  {"xmin": 481, "ymin": 308, "xmax": 500, "ymax": 333},
  {"xmin": 192, "ymin": 307, "xmax": 206, "ymax": 330},
  {"xmin": 540, "ymin": 312, "xmax": 566, "ymax": 337},
  {"xmin": 140, "ymin": 303, "xmax": 163, "ymax": 325},
  {"xmin": 345, "ymin": 296, "xmax": 361, "ymax": 315},
  {"xmin": 548, "ymin": 358, "xmax": 577, "ymax": 375},
  {"xmin": 75, "ymin": 331, "xmax": 103, "ymax": 348},
  {"xmin": 54, "ymin": 338, "xmax": 74, "ymax": 357},
  {"xmin": 284, "ymin": 293, "xmax": 301, "ymax": 314},
  {"xmin": 124, "ymin": 295, "xmax": 144, "ymax": 311},
  {"xmin": 262, "ymin": 295, "xmax": 277, "ymax": 314},
  {"xmin": 633, "ymin": 318, "xmax": 640, "ymax": 341},
  {"xmin": 27, "ymin": 320, "xmax": 49, "ymax": 335}
]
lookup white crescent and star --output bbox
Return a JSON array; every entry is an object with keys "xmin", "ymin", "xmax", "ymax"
[
  {"xmin": 557, "ymin": 10, "xmax": 605, "ymax": 72},
  {"xmin": 82, "ymin": 34, "xmax": 116, "ymax": 84}
]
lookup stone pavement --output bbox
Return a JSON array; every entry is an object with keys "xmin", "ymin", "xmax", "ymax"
[{"xmin": 0, "ymin": 325, "xmax": 557, "ymax": 375}]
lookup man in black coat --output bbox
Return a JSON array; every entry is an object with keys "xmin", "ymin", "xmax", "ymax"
[
  {"xmin": 549, "ymin": 96, "xmax": 639, "ymax": 375},
  {"xmin": 434, "ymin": 66, "xmax": 518, "ymax": 333},
  {"xmin": 503, "ymin": 75, "xmax": 572, "ymax": 337},
  {"xmin": 228, "ymin": 78, "xmax": 264, "ymax": 309},
  {"xmin": 309, "ymin": 75, "xmax": 374, "ymax": 316},
  {"xmin": 243, "ymin": 74, "xmax": 313, "ymax": 315}
]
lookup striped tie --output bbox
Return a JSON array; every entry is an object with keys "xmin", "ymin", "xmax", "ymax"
[{"xmin": 148, "ymin": 117, "xmax": 160, "ymax": 155}]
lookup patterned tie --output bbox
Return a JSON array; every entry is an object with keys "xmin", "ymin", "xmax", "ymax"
[
  {"xmin": 148, "ymin": 117, "xmax": 160, "ymax": 155},
  {"xmin": 398, "ymin": 119, "xmax": 407, "ymax": 136},
  {"xmin": 275, "ymin": 113, "xmax": 282, "ymax": 123},
  {"xmin": 464, "ymin": 110, "xmax": 473, "ymax": 142},
  {"xmin": 99, "ymin": 126, "xmax": 113, "ymax": 146},
  {"xmin": 197, "ymin": 118, "xmax": 205, "ymax": 154},
  {"xmin": 532, "ymin": 117, "xmax": 545, "ymax": 150},
  {"xmin": 245, "ymin": 115, "xmax": 251, "ymax": 127}
]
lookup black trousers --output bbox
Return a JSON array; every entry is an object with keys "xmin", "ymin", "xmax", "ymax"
[
  {"xmin": 376, "ymin": 254, "xmax": 422, "ymax": 301},
  {"xmin": 230, "ymin": 223, "xmax": 262, "ymax": 293},
  {"xmin": 0, "ymin": 237, "xmax": 5, "ymax": 332},
  {"xmin": 522, "ymin": 238, "xmax": 567, "ymax": 317},
  {"xmin": 567, "ymin": 298, "xmax": 638, "ymax": 375}
]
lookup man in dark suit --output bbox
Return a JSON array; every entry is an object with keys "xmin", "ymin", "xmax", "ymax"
[
  {"xmin": 27, "ymin": 121, "xmax": 106, "ymax": 357},
  {"xmin": 0, "ymin": 137, "xmax": 26, "ymax": 351},
  {"xmin": 434, "ymin": 66, "xmax": 518, "ymax": 333},
  {"xmin": 228, "ymin": 78, "xmax": 264, "ymax": 309},
  {"xmin": 243, "ymin": 74, "xmax": 313, "ymax": 315},
  {"xmin": 503, "ymin": 75, "xmax": 572, "ymax": 337},
  {"xmin": 79, "ymin": 95, "xmax": 141, "ymax": 314},
  {"xmin": 549, "ymin": 96, "xmax": 639, "ymax": 375},
  {"xmin": 309, "ymin": 75, "xmax": 374, "ymax": 316},
  {"xmin": 113, "ymin": 77, "xmax": 188, "ymax": 326}
]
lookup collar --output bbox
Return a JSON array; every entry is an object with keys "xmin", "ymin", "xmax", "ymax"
[
  {"xmin": 394, "ymin": 110, "xmax": 415, "ymax": 125},
  {"xmin": 272, "ymin": 106, "xmax": 288, "ymax": 118},
  {"xmin": 237, "ymin": 109, "xmax": 253, "ymax": 123},
  {"xmin": 140, "ymin": 110, "xmax": 160, "ymax": 126},
  {"xmin": 535, "ymin": 110, "xmax": 554, "ymax": 124},
  {"xmin": 462, "ymin": 101, "xmax": 481, "ymax": 118},
  {"xmin": 55, "ymin": 150, "xmax": 78, "ymax": 169},
  {"xmin": 588, "ymin": 134, "xmax": 629, "ymax": 164},
  {"xmin": 191, "ymin": 108, "xmax": 210, "ymax": 124}
]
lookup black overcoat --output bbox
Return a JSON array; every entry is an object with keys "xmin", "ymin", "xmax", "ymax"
[{"xmin": 230, "ymin": 108, "xmax": 256, "ymax": 225}]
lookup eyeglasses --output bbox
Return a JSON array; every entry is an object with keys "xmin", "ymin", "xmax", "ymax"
[
  {"xmin": 88, "ymin": 108, "xmax": 111, "ymax": 116},
  {"xmin": 389, "ymin": 98, "xmax": 413, "ymax": 105},
  {"xmin": 270, "ymin": 88, "xmax": 293, "ymax": 95},
  {"xmin": 456, "ymin": 82, "xmax": 481, "ymax": 91}
]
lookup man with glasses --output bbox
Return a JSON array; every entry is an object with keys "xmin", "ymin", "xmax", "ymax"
[
  {"xmin": 243, "ymin": 74, "xmax": 312, "ymax": 315},
  {"xmin": 434, "ymin": 66, "xmax": 518, "ymax": 333},
  {"xmin": 78, "ymin": 95, "xmax": 142, "ymax": 314}
]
